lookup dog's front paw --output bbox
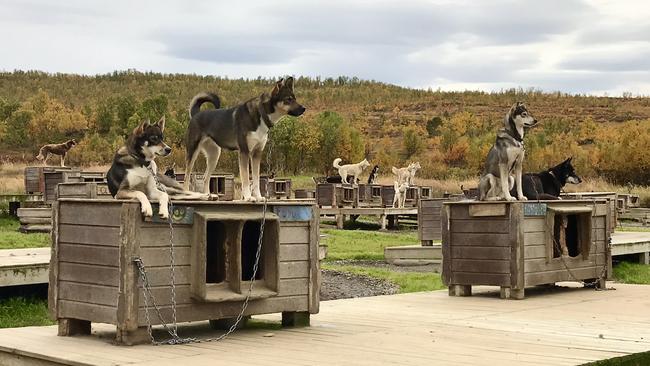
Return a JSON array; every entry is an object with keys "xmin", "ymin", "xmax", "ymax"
[
  {"xmin": 158, "ymin": 209, "xmax": 169, "ymax": 220},
  {"xmin": 505, "ymin": 196, "xmax": 517, "ymax": 202},
  {"xmin": 141, "ymin": 203, "xmax": 153, "ymax": 217},
  {"xmin": 518, "ymin": 196, "xmax": 528, "ymax": 201}
]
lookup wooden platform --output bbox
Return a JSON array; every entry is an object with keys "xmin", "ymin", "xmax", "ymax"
[
  {"xmin": 384, "ymin": 244, "xmax": 442, "ymax": 267},
  {"xmin": 1, "ymin": 283, "xmax": 650, "ymax": 365},
  {"xmin": 320, "ymin": 207, "xmax": 417, "ymax": 230},
  {"xmin": 611, "ymin": 231, "xmax": 650, "ymax": 264},
  {"xmin": 0, "ymin": 248, "xmax": 50, "ymax": 286}
]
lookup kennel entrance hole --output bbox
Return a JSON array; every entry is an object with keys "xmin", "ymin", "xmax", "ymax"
[
  {"xmin": 371, "ymin": 187, "xmax": 381, "ymax": 198},
  {"xmin": 241, "ymin": 221, "xmax": 264, "ymax": 281},
  {"xmin": 205, "ymin": 221, "xmax": 226, "ymax": 284},
  {"xmin": 547, "ymin": 207, "xmax": 592, "ymax": 260},
  {"xmin": 209, "ymin": 177, "xmax": 226, "ymax": 195},
  {"xmin": 343, "ymin": 188, "xmax": 354, "ymax": 202}
]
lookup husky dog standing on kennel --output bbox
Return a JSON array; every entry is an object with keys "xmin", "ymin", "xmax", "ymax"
[
  {"xmin": 184, "ymin": 77, "xmax": 306, "ymax": 201},
  {"xmin": 479, "ymin": 102, "xmax": 538, "ymax": 201}
]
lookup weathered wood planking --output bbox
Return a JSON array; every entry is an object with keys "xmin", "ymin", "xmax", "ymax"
[
  {"xmin": 51, "ymin": 199, "xmax": 319, "ymax": 344},
  {"xmin": 418, "ymin": 199, "xmax": 445, "ymax": 243},
  {"xmin": 443, "ymin": 200, "xmax": 611, "ymax": 299}
]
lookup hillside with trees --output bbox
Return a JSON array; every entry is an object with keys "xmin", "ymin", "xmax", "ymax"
[{"xmin": 1, "ymin": 70, "xmax": 650, "ymax": 184}]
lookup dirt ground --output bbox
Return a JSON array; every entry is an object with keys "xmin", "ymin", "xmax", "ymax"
[{"xmin": 319, "ymin": 260, "xmax": 439, "ymax": 301}]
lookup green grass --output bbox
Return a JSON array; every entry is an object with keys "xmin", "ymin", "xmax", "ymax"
[
  {"xmin": 323, "ymin": 264, "xmax": 445, "ymax": 293},
  {"xmin": 0, "ymin": 297, "xmax": 54, "ymax": 328},
  {"xmin": 613, "ymin": 262, "xmax": 650, "ymax": 284},
  {"xmin": 582, "ymin": 351, "xmax": 650, "ymax": 366},
  {"xmin": 322, "ymin": 228, "xmax": 419, "ymax": 260},
  {"xmin": 0, "ymin": 216, "xmax": 50, "ymax": 249}
]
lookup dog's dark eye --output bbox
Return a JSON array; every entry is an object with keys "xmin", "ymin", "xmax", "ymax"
[
  {"xmin": 522, "ymin": 112, "xmax": 528, "ymax": 116},
  {"xmin": 149, "ymin": 136, "xmax": 160, "ymax": 144}
]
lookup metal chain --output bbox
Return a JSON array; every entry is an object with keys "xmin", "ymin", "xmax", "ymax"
[{"xmin": 134, "ymin": 180, "xmax": 269, "ymax": 345}]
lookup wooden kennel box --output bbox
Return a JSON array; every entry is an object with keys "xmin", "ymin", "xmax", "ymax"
[
  {"xmin": 80, "ymin": 172, "xmax": 106, "ymax": 183},
  {"xmin": 176, "ymin": 173, "xmax": 235, "ymax": 201},
  {"xmin": 24, "ymin": 166, "xmax": 77, "ymax": 194},
  {"xmin": 419, "ymin": 186, "xmax": 433, "ymax": 199},
  {"xmin": 381, "ymin": 185, "xmax": 396, "ymax": 208},
  {"xmin": 43, "ymin": 169, "xmax": 82, "ymax": 203},
  {"xmin": 418, "ymin": 198, "xmax": 446, "ymax": 244},
  {"xmin": 404, "ymin": 186, "xmax": 420, "ymax": 208},
  {"xmin": 261, "ymin": 178, "xmax": 292, "ymax": 199},
  {"xmin": 316, "ymin": 183, "xmax": 358, "ymax": 208},
  {"xmin": 49, "ymin": 199, "xmax": 320, "ymax": 345},
  {"xmin": 442, "ymin": 200, "xmax": 611, "ymax": 299},
  {"xmin": 561, "ymin": 192, "xmax": 617, "ymax": 234},
  {"xmin": 56, "ymin": 182, "xmax": 112, "ymax": 200},
  {"xmin": 357, "ymin": 184, "xmax": 382, "ymax": 207},
  {"xmin": 294, "ymin": 189, "xmax": 316, "ymax": 199}
]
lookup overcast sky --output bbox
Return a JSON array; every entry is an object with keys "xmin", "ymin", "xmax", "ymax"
[{"xmin": 2, "ymin": 0, "xmax": 649, "ymax": 96}]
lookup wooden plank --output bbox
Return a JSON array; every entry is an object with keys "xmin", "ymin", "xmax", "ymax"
[
  {"xmin": 450, "ymin": 219, "xmax": 510, "ymax": 233},
  {"xmin": 279, "ymin": 278, "xmax": 310, "ymax": 297},
  {"xmin": 17, "ymin": 208, "xmax": 52, "ymax": 218},
  {"xmin": 139, "ymin": 247, "xmax": 191, "ymax": 267},
  {"xmin": 58, "ymin": 263, "xmax": 119, "ymax": 287},
  {"xmin": 451, "ymin": 259, "xmax": 510, "ymax": 274},
  {"xmin": 510, "ymin": 203, "xmax": 524, "ymax": 291},
  {"xmin": 524, "ymin": 254, "xmax": 606, "ymax": 273},
  {"xmin": 450, "ymin": 246, "xmax": 510, "ymax": 260},
  {"xmin": 450, "ymin": 232, "xmax": 509, "ymax": 246},
  {"xmin": 279, "ymin": 244, "xmax": 309, "ymax": 261},
  {"xmin": 58, "ymin": 244, "xmax": 119, "ymax": 267},
  {"xmin": 280, "ymin": 225, "xmax": 310, "ymax": 244},
  {"xmin": 59, "ymin": 202, "xmax": 121, "ymax": 226},
  {"xmin": 138, "ymin": 225, "xmax": 192, "ymax": 247},
  {"xmin": 118, "ymin": 202, "xmax": 140, "ymax": 333},
  {"xmin": 522, "ymin": 217, "xmax": 545, "ymax": 233},
  {"xmin": 57, "ymin": 300, "xmax": 117, "ymax": 324},
  {"xmin": 524, "ymin": 232, "xmax": 545, "ymax": 246},
  {"xmin": 279, "ymin": 261, "xmax": 309, "ymax": 279},
  {"xmin": 58, "ymin": 282, "xmax": 119, "ymax": 307},
  {"xmin": 525, "ymin": 267, "xmax": 601, "ymax": 285},
  {"xmin": 441, "ymin": 204, "xmax": 451, "ymax": 285},
  {"xmin": 451, "ymin": 272, "xmax": 510, "ymax": 286},
  {"xmin": 468, "ymin": 203, "xmax": 507, "ymax": 217},
  {"xmin": 524, "ymin": 245, "xmax": 547, "ymax": 260},
  {"xmin": 48, "ymin": 201, "xmax": 60, "ymax": 320},
  {"xmin": 59, "ymin": 225, "xmax": 120, "ymax": 247}
]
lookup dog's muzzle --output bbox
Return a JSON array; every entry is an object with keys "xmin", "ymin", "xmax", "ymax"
[
  {"xmin": 158, "ymin": 145, "xmax": 172, "ymax": 157},
  {"xmin": 288, "ymin": 105, "xmax": 306, "ymax": 117}
]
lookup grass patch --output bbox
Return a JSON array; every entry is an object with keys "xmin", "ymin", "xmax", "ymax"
[
  {"xmin": 0, "ymin": 297, "xmax": 54, "ymax": 328},
  {"xmin": 582, "ymin": 351, "xmax": 650, "ymax": 366},
  {"xmin": 323, "ymin": 264, "xmax": 444, "ymax": 293},
  {"xmin": 0, "ymin": 216, "xmax": 50, "ymax": 249},
  {"xmin": 322, "ymin": 229, "xmax": 419, "ymax": 260},
  {"xmin": 613, "ymin": 262, "xmax": 650, "ymax": 284}
]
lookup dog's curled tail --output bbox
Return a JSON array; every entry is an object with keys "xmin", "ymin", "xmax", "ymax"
[
  {"xmin": 391, "ymin": 166, "xmax": 399, "ymax": 175},
  {"xmin": 332, "ymin": 158, "xmax": 342, "ymax": 169},
  {"xmin": 189, "ymin": 92, "xmax": 221, "ymax": 118}
]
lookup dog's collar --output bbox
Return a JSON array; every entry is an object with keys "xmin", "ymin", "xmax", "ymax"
[
  {"xmin": 258, "ymin": 102, "xmax": 274, "ymax": 129},
  {"xmin": 508, "ymin": 116, "xmax": 524, "ymax": 142},
  {"xmin": 130, "ymin": 153, "xmax": 150, "ymax": 167}
]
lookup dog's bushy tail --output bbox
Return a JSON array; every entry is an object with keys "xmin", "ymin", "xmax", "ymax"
[
  {"xmin": 391, "ymin": 166, "xmax": 399, "ymax": 175},
  {"xmin": 189, "ymin": 92, "xmax": 221, "ymax": 118},
  {"xmin": 332, "ymin": 158, "xmax": 342, "ymax": 169}
]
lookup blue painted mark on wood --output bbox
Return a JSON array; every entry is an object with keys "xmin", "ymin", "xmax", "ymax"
[
  {"xmin": 273, "ymin": 206, "xmax": 312, "ymax": 221},
  {"xmin": 524, "ymin": 203, "xmax": 547, "ymax": 216}
]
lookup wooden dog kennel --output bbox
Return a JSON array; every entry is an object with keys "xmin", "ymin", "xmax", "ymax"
[
  {"xmin": 404, "ymin": 186, "xmax": 420, "ymax": 208},
  {"xmin": 43, "ymin": 169, "xmax": 82, "ymax": 203},
  {"xmin": 316, "ymin": 183, "xmax": 358, "ymax": 208},
  {"xmin": 419, "ymin": 186, "xmax": 433, "ymax": 199},
  {"xmin": 380, "ymin": 185, "xmax": 395, "ymax": 208},
  {"xmin": 294, "ymin": 189, "xmax": 316, "ymax": 199},
  {"xmin": 418, "ymin": 198, "xmax": 446, "ymax": 244},
  {"xmin": 442, "ymin": 200, "xmax": 611, "ymax": 299},
  {"xmin": 24, "ymin": 167, "xmax": 79, "ymax": 196},
  {"xmin": 357, "ymin": 184, "xmax": 382, "ymax": 207},
  {"xmin": 260, "ymin": 178, "xmax": 292, "ymax": 199},
  {"xmin": 80, "ymin": 171, "xmax": 106, "ymax": 182},
  {"xmin": 176, "ymin": 173, "xmax": 235, "ymax": 201},
  {"xmin": 49, "ymin": 199, "xmax": 320, "ymax": 344},
  {"xmin": 56, "ymin": 182, "xmax": 112, "ymax": 200}
]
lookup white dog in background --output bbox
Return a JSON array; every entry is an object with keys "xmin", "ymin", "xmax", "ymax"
[
  {"xmin": 393, "ymin": 181, "xmax": 409, "ymax": 208},
  {"xmin": 392, "ymin": 162, "xmax": 421, "ymax": 185},
  {"xmin": 333, "ymin": 158, "xmax": 370, "ymax": 185}
]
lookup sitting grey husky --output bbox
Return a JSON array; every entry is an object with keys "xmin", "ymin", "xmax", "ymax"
[
  {"xmin": 184, "ymin": 77, "xmax": 305, "ymax": 201},
  {"xmin": 478, "ymin": 102, "xmax": 538, "ymax": 201}
]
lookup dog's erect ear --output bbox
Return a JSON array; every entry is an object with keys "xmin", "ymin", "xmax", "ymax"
[
  {"xmin": 156, "ymin": 116, "xmax": 166, "ymax": 132},
  {"xmin": 284, "ymin": 77, "xmax": 295, "ymax": 91},
  {"xmin": 133, "ymin": 120, "xmax": 148, "ymax": 135},
  {"xmin": 271, "ymin": 78, "xmax": 284, "ymax": 96}
]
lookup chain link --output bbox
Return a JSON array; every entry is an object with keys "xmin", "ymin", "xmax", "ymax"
[{"xmin": 134, "ymin": 194, "xmax": 269, "ymax": 345}]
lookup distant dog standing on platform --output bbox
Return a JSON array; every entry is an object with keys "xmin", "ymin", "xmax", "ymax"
[
  {"xmin": 36, "ymin": 139, "xmax": 77, "ymax": 167},
  {"xmin": 184, "ymin": 77, "xmax": 305, "ymax": 201},
  {"xmin": 392, "ymin": 162, "xmax": 420, "ymax": 185},
  {"xmin": 332, "ymin": 158, "xmax": 370, "ymax": 185}
]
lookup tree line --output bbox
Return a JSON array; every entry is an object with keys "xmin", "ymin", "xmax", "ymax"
[{"xmin": 0, "ymin": 71, "xmax": 649, "ymax": 184}]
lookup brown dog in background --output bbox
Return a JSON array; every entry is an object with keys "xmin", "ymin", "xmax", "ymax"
[{"xmin": 36, "ymin": 139, "xmax": 77, "ymax": 167}]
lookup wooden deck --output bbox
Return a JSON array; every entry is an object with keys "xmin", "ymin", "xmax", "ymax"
[
  {"xmin": 320, "ymin": 207, "xmax": 418, "ymax": 229},
  {"xmin": 1, "ymin": 283, "xmax": 650, "ymax": 365},
  {"xmin": 0, "ymin": 248, "xmax": 50, "ymax": 286},
  {"xmin": 611, "ymin": 231, "xmax": 650, "ymax": 263}
]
